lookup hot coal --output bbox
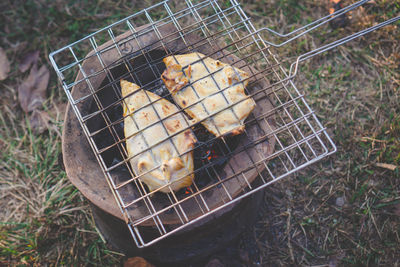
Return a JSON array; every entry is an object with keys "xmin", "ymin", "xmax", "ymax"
[{"xmin": 190, "ymin": 124, "xmax": 241, "ymax": 190}]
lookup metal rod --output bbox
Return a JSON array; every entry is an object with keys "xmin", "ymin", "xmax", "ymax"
[{"xmin": 47, "ymin": 0, "xmax": 397, "ymax": 247}]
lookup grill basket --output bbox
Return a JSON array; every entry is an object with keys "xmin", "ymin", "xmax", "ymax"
[{"xmin": 49, "ymin": 0, "xmax": 399, "ymax": 247}]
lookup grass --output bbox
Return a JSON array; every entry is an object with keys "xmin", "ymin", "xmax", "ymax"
[
  {"xmin": 0, "ymin": 100, "xmax": 121, "ymax": 265},
  {"xmin": 249, "ymin": 1, "xmax": 400, "ymax": 265},
  {"xmin": 1, "ymin": 0, "xmax": 399, "ymax": 266}
]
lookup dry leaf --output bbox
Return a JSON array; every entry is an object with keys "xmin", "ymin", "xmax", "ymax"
[
  {"xmin": 28, "ymin": 65, "xmax": 50, "ymax": 112},
  {"xmin": 123, "ymin": 257, "xmax": 154, "ymax": 267},
  {"xmin": 18, "ymin": 64, "xmax": 38, "ymax": 112},
  {"xmin": 0, "ymin": 47, "xmax": 11, "ymax": 80},
  {"xmin": 19, "ymin": 50, "xmax": 39, "ymax": 73},
  {"xmin": 18, "ymin": 63, "xmax": 50, "ymax": 113},
  {"xmin": 29, "ymin": 110, "xmax": 51, "ymax": 134},
  {"xmin": 205, "ymin": 259, "xmax": 224, "ymax": 267}
]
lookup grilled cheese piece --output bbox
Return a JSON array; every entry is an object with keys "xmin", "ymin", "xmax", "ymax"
[
  {"xmin": 161, "ymin": 52, "xmax": 256, "ymax": 137},
  {"xmin": 121, "ymin": 80, "xmax": 196, "ymax": 193}
]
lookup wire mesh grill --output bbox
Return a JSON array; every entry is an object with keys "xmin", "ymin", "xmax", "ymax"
[{"xmin": 48, "ymin": 0, "xmax": 361, "ymax": 247}]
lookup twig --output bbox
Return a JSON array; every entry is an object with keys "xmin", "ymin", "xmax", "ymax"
[
  {"xmin": 375, "ymin": 163, "xmax": 398, "ymax": 171},
  {"xmin": 286, "ymin": 209, "xmax": 295, "ymax": 263}
]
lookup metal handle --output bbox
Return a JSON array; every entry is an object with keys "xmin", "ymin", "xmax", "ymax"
[
  {"xmin": 256, "ymin": 0, "xmax": 399, "ymax": 78},
  {"xmin": 288, "ymin": 15, "xmax": 400, "ymax": 78},
  {"xmin": 260, "ymin": 0, "xmax": 370, "ymax": 47}
]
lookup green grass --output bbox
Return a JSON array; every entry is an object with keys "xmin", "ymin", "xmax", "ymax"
[
  {"xmin": 0, "ymin": 110, "xmax": 121, "ymax": 265},
  {"xmin": 1, "ymin": 0, "xmax": 400, "ymax": 266},
  {"xmin": 0, "ymin": 0, "xmax": 142, "ymax": 265},
  {"xmin": 245, "ymin": 0, "xmax": 400, "ymax": 266}
]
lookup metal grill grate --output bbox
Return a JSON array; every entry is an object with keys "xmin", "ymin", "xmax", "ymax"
[{"xmin": 49, "ymin": 0, "xmax": 399, "ymax": 247}]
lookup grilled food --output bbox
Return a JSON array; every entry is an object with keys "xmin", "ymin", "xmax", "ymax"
[
  {"xmin": 161, "ymin": 52, "xmax": 256, "ymax": 137},
  {"xmin": 121, "ymin": 80, "xmax": 196, "ymax": 193}
]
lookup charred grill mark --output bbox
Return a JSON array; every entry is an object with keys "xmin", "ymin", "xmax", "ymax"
[
  {"xmin": 138, "ymin": 161, "xmax": 147, "ymax": 171},
  {"xmin": 162, "ymin": 104, "xmax": 170, "ymax": 115},
  {"xmin": 184, "ymin": 64, "xmax": 192, "ymax": 78},
  {"xmin": 165, "ymin": 122, "xmax": 176, "ymax": 133},
  {"xmin": 92, "ymin": 49, "xmax": 245, "ymax": 198},
  {"xmin": 142, "ymin": 111, "xmax": 149, "ymax": 121},
  {"xmin": 164, "ymin": 120, "xmax": 182, "ymax": 134},
  {"xmin": 161, "ymin": 64, "xmax": 189, "ymax": 93}
]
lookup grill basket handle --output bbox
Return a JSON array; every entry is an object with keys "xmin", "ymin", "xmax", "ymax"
[
  {"xmin": 288, "ymin": 16, "xmax": 400, "ymax": 78},
  {"xmin": 260, "ymin": 0, "xmax": 370, "ymax": 47},
  {"xmin": 256, "ymin": 0, "xmax": 399, "ymax": 78}
]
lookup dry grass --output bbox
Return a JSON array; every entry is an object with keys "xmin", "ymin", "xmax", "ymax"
[
  {"xmin": 0, "ymin": 0, "xmax": 399, "ymax": 266},
  {"xmin": 246, "ymin": 0, "xmax": 400, "ymax": 266},
  {"xmin": 0, "ymin": 88, "xmax": 121, "ymax": 265}
]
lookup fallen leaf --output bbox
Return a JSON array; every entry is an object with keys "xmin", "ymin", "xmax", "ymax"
[
  {"xmin": 28, "ymin": 65, "xmax": 50, "ymax": 112},
  {"xmin": 18, "ymin": 63, "xmax": 50, "ymax": 113},
  {"xmin": 29, "ymin": 110, "xmax": 51, "ymax": 134},
  {"xmin": 123, "ymin": 257, "xmax": 154, "ymax": 267},
  {"xmin": 18, "ymin": 64, "xmax": 38, "ymax": 112},
  {"xmin": 19, "ymin": 50, "xmax": 39, "ymax": 73},
  {"xmin": 205, "ymin": 259, "xmax": 224, "ymax": 267},
  {"xmin": 0, "ymin": 47, "xmax": 11, "ymax": 80}
]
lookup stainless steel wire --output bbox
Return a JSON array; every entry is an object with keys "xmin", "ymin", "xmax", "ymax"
[{"xmin": 49, "ymin": 0, "xmax": 398, "ymax": 247}]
